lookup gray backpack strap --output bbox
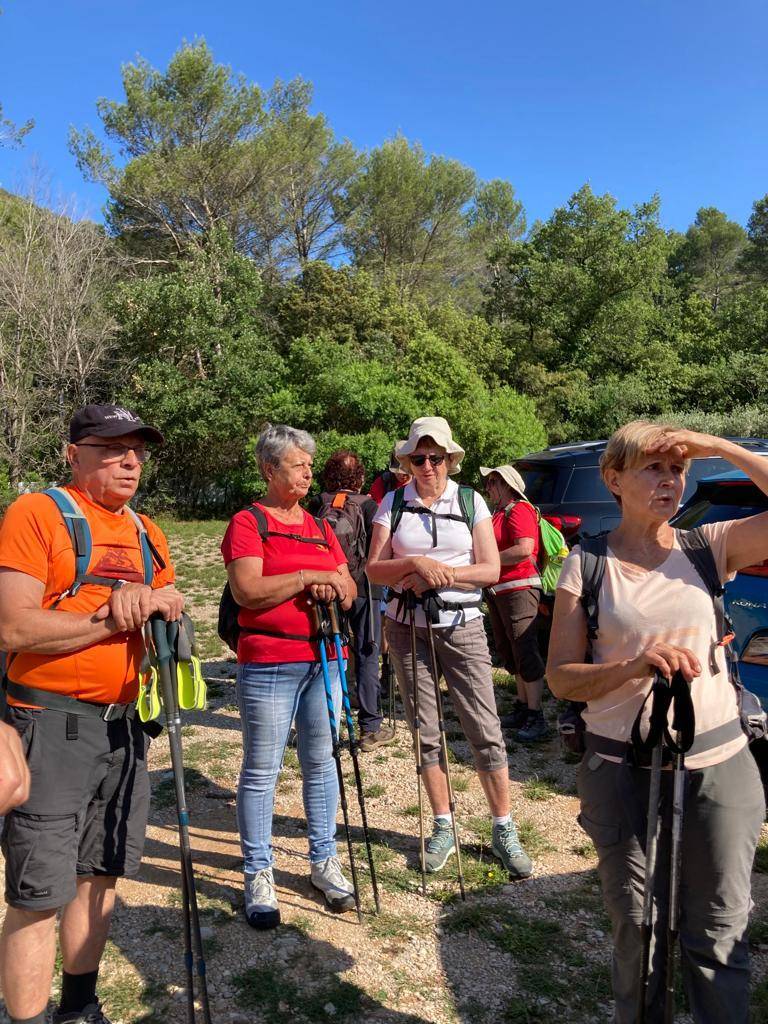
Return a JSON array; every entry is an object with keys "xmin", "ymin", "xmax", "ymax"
[
  {"xmin": 579, "ymin": 533, "xmax": 608, "ymax": 660},
  {"xmin": 677, "ymin": 527, "xmax": 726, "ymax": 673}
]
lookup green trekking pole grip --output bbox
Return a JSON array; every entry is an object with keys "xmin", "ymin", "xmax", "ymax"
[{"xmin": 151, "ymin": 615, "xmax": 172, "ymax": 665}]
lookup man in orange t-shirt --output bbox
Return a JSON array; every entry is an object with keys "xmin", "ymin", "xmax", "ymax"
[{"xmin": 0, "ymin": 404, "xmax": 183, "ymax": 1024}]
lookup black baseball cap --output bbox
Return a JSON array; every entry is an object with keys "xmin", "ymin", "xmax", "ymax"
[{"xmin": 68, "ymin": 404, "xmax": 164, "ymax": 445}]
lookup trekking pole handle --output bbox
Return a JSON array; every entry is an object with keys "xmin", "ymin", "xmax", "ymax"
[
  {"xmin": 328, "ymin": 601, "xmax": 341, "ymax": 636},
  {"xmin": 150, "ymin": 614, "xmax": 172, "ymax": 663}
]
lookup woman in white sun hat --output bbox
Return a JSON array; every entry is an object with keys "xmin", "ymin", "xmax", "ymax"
[
  {"xmin": 480, "ymin": 464, "xmax": 549, "ymax": 743},
  {"xmin": 367, "ymin": 417, "xmax": 532, "ymax": 880}
]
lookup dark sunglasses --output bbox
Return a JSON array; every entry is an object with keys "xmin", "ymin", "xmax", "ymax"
[{"xmin": 410, "ymin": 453, "xmax": 446, "ymax": 467}]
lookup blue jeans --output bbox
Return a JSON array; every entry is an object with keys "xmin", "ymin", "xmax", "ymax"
[{"xmin": 236, "ymin": 660, "xmax": 342, "ymax": 873}]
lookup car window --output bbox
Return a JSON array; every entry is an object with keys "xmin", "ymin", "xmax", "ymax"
[
  {"xmin": 562, "ymin": 466, "xmax": 612, "ymax": 502},
  {"xmin": 514, "ymin": 463, "xmax": 559, "ymax": 503},
  {"xmin": 675, "ymin": 501, "xmax": 768, "ymax": 530}
]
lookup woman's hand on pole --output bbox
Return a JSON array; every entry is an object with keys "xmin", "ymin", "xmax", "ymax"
[
  {"xmin": 306, "ymin": 568, "xmax": 348, "ymax": 606},
  {"xmin": 631, "ymin": 641, "xmax": 701, "ymax": 683}
]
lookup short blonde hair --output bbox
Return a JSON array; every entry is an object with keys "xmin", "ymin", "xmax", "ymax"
[{"xmin": 600, "ymin": 420, "xmax": 690, "ymax": 500}]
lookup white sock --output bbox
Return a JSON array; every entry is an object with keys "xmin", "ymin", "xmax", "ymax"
[
  {"xmin": 434, "ymin": 814, "xmax": 451, "ymax": 826},
  {"xmin": 493, "ymin": 814, "xmax": 511, "ymax": 827}
]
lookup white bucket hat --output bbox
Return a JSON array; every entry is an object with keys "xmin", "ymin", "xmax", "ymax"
[
  {"xmin": 396, "ymin": 417, "xmax": 465, "ymax": 475},
  {"xmin": 479, "ymin": 464, "xmax": 527, "ymax": 496}
]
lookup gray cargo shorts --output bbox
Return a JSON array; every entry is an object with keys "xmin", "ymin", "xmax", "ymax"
[
  {"xmin": 2, "ymin": 704, "xmax": 151, "ymax": 912},
  {"xmin": 385, "ymin": 615, "xmax": 507, "ymax": 773}
]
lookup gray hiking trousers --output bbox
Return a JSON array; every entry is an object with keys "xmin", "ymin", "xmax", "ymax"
[{"xmin": 577, "ymin": 744, "xmax": 765, "ymax": 1024}]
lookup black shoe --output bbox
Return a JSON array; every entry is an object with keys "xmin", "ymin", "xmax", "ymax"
[
  {"xmin": 499, "ymin": 701, "xmax": 528, "ymax": 730},
  {"xmin": 516, "ymin": 710, "xmax": 551, "ymax": 744}
]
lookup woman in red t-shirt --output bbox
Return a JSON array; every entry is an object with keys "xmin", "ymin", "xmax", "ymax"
[
  {"xmin": 221, "ymin": 424, "xmax": 356, "ymax": 930},
  {"xmin": 481, "ymin": 465, "xmax": 549, "ymax": 743}
]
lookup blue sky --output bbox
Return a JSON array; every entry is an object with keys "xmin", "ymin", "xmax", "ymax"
[{"xmin": 0, "ymin": 0, "xmax": 766, "ymax": 231}]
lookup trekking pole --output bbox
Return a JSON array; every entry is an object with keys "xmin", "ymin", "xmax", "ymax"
[
  {"xmin": 664, "ymin": 674, "xmax": 694, "ymax": 1024},
  {"xmin": 423, "ymin": 594, "xmax": 466, "ymax": 902},
  {"xmin": 327, "ymin": 602, "xmax": 381, "ymax": 913},
  {"xmin": 311, "ymin": 605, "xmax": 363, "ymax": 923},
  {"xmin": 637, "ymin": 676, "xmax": 666, "ymax": 1024},
  {"xmin": 151, "ymin": 616, "xmax": 213, "ymax": 1024},
  {"xmin": 406, "ymin": 591, "xmax": 428, "ymax": 896}
]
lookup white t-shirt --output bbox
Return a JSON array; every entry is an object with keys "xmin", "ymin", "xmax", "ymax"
[
  {"xmin": 373, "ymin": 478, "xmax": 491, "ymax": 629},
  {"xmin": 557, "ymin": 520, "xmax": 745, "ymax": 770}
]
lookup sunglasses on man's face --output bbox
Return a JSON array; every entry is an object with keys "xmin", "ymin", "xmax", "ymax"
[{"xmin": 410, "ymin": 453, "xmax": 446, "ymax": 467}]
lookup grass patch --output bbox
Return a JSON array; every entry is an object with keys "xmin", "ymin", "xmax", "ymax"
[
  {"xmin": 445, "ymin": 903, "xmax": 611, "ymax": 1019},
  {"xmin": 152, "ymin": 767, "xmax": 208, "ymax": 808},
  {"xmin": 181, "ymin": 725, "xmax": 197, "ymax": 737},
  {"xmin": 518, "ymin": 819, "xmax": 555, "ymax": 858},
  {"xmin": 402, "ymin": 804, "xmax": 421, "ymax": 817},
  {"xmin": 522, "ymin": 776, "xmax": 559, "ymax": 802},
  {"xmin": 234, "ymin": 964, "xmax": 365, "ymax": 1022},
  {"xmin": 364, "ymin": 783, "xmax": 386, "ymax": 798},
  {"xmin": 452, "ymin": 775, "xmax": 470, "ymax": 793},
  {"xmin": 367, "ymin": 909, "xmax": 425, "ymax": 941},
  {"xmin": 98, "ymin": 943, "xmax": 169, "ymax": 1023},
  {"xmin": 572, "ymin": 839, "xmax": 596, "ymax": 858},
  {"xmin": 752, "ymin": 978, "xmax": 768, "ymax": 1017}
]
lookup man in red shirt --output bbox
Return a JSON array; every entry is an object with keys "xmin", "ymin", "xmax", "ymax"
[
  {"xmin": 0, "ymin": 404, "xmax": 183, "ymax": 1024},
  {"xmin": 481, "ymin": 465, "xmax": 549, "ymax": 743}
]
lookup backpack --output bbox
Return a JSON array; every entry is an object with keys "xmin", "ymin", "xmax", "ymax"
[
  {"xmin": 567, "ymin": 528, "xmax": 768, "ymax": 751},
  {"xmin": 218, "ymin": 504, "xmax": 329, "ymax": 654},
  {"xmin": 315, "ymin": 492, "xmax": 368, "ymax": 587},
  {"xmin": 390, "ymin": 484, "xmax": 476, "ymax": 547},
  {"xmin": 503, "ymin": 499, "xmax": 568, "ymax": 595},
  {"xmin": 44, "ymin": 487, "xmax": 161, "ymax": 603}
]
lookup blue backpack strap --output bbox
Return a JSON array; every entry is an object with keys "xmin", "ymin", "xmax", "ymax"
[
  {"xmin": 44, "ymin": 487, "xmax": 91, "ymax": 582},
  {"xmin": 124, "ymin": 506, "xmax": 156, "ymax": 586}
]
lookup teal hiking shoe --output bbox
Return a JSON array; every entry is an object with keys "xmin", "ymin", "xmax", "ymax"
[
  {"xmin": 492, "ymin": 819, "xmax": 533, "ymax": 879},
  {"xmin": 424, "ymin": 819, "xmax": 456, "ymax": 873}
]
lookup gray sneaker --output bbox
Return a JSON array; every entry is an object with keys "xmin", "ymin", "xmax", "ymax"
[
  {"xmin": 310, "ymin": 855, "xmax": 357, "ymax": 912},
  {"xmin": 492, "ymin": 820, "xmax": 533, "ymax": 879},
  {"xmin": 244, "ymin": 867, "xmax": 280, "ymax": 930},
  {"xmin": 54, "ymin": 1004, "xmax": 112, "ymax": 1024},
  {"xmin": 424, "ymin": 819, "xmax": 456, "ymax": 873}
]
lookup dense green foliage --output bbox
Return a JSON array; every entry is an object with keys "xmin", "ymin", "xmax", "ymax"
[{"xmin": 1, "ymin": 39, "xmax": 767, "ymax": 514}]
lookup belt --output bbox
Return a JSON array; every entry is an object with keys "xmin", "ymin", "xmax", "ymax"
[
  {"xmin": 584, "ymin": 716, "xmax": 743, "ymax": 764},
  {"xmin": 488, "ymin": 578, "xmax": 542, "ymax": 596},
  {"xmin": 6, "ymin": 679, "xmax": 135, "ymax": 721}
]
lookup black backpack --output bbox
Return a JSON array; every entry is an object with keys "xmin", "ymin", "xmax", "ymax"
[
  {"xmin": 560, "ymin": 528, "xmax": 768, "ymax": 753},
  {"xmin": 218, "ymin": 504, "xmax": 329, "ymax": 653},
  {"xmin": 316, "ymin": 491, "xmax": 368, "ymax": 587}
]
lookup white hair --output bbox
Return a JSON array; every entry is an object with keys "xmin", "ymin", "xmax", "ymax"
[{"xmin": 255, "ymin": 423, "xmax": 316, "ymax": 481}]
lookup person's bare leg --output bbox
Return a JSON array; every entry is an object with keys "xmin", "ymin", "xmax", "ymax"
[
  {"xmin": 478, "ymin": 767, "xmax": 510, "ymax": 818},
  {"xmin": 422, "ymin": 763, "xmax": 450, "ymax": 815},
  {"xmin": 0, "ymin": 906, "xmax": 58, "ymax": 1018},
  {"xmin": 515, "ymin": 677, "xmax": 529, "ymax": 704},
  {"xmin": 524, "ymin": 677, "xmax": 544, "ymax": 711},
  {"xmin": 59, "ymin": 876, "xmax": 117, "ymax": 974}
]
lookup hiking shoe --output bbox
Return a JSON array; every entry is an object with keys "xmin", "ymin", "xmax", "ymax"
[
  {"xmin": 244, "ymin": 867, "xmax": 281, "ymax": 930},
  {"xmin": 492, "ymin": 820, "xmax": 533, "ymax": 880},
  {"xmin": 516, "ymin": 710, "xmax": 551, "ymax": 743},
  {"xmin": 54, "ymin": 1003, "xmax": 112, "ymax": 1024},
  {"xmin": 310, "ymin": 856, "xmax": 357, "ymax": 912},
  {"xmin": 358, "ymin": 725, "xmax": 396, "ymax": 752},
  {"xmin": 499, "ymin": 700, "xmax": 529, "ymax": 730},
  {"xmin": 424, "ymin": 820, "xmax": 456, "ymax": 873}
]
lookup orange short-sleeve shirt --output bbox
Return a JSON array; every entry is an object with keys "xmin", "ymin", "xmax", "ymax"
[{"xmin": 0, "ymin": 485, "xmax": 175, "ymax": 704}]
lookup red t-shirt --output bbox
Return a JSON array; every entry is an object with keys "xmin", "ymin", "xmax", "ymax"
[
  {"xmin": 492, "ymin": 501, "xmax": 541, "ymax": 589},
  {"xmin": 368, "ymin": 474, "xmax": 406, "ymax": 505},
  {"xmin": 220, "ymin": 505, "xmax": 348, "ymax": 663}
]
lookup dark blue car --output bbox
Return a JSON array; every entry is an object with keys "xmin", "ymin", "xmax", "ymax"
[{"xmin": 673, "ymin": 470, "xmax": 768, "ymax": 711}]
